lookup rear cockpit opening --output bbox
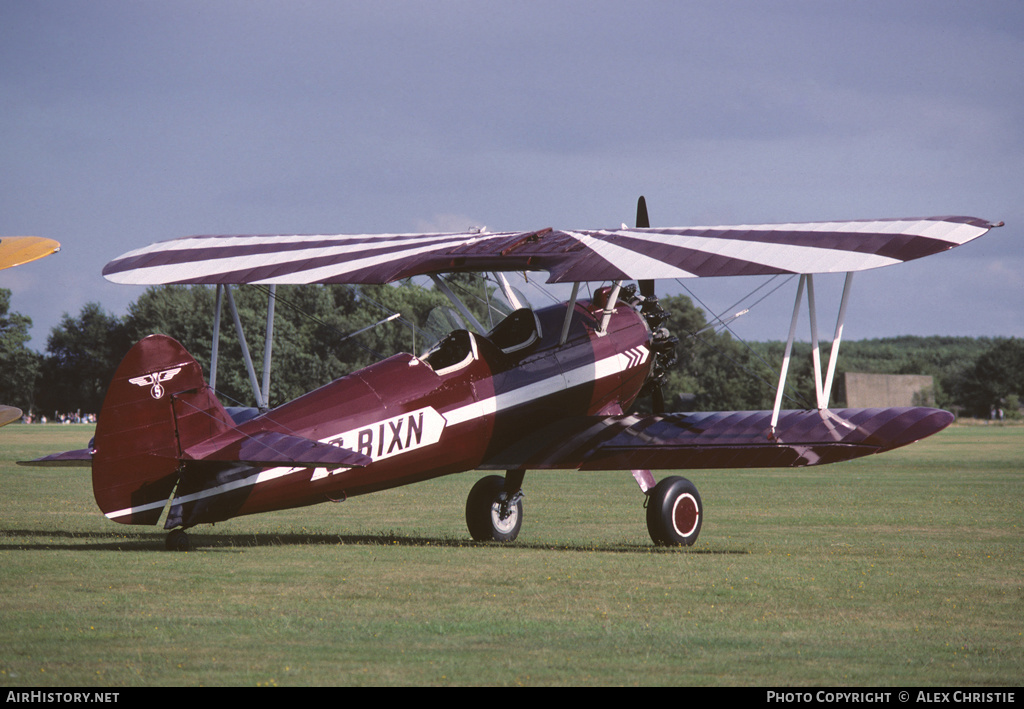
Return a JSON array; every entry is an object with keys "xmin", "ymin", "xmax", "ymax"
[{"xmin": 485, "ymin": 308, "xmax": 542, "ymax": 354}]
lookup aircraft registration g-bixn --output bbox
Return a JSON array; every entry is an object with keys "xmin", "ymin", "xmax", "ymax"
[{"xmin": 23, "ymin": 199, "xmax": 1002, "ymax": 551}]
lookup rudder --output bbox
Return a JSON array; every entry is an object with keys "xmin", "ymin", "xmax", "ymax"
[{"xmin": 92, "ymin": 334, "xmax": 234, "ymax": 525}]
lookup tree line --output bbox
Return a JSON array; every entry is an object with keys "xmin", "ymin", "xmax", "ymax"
[{"xmin": 1, "ymin": 284, "xmax": 1021, "ymax": 420}]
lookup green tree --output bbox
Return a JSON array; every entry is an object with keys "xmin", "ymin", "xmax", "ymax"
[
  {"xmin": 38, "ymin": 302, "xmax": 131, "ymax": 415},
  {"xmin": 256, "ymin": 282, "xmax": 448, "ymax": 405},
  {"xmin": 0, "ymin": 288, "xmax": 41, "ymax": 413},
  {"xmin": 952, "ymin": 338, "xmax": 1024, "ymax": 418},
  {"xmin": 656, "ymin": 294, "xmax": 782, "ymax": 411},
  {"xmin": 830, "ymin": 336, "xmax": 992, "ymax": 409},
  {"xmin": 120, "ymin": 282, "xmax": 452, "ymax": 409},
  {"xmin": 124, "ymin": 285, "xmax": 217, "ymax": 356}
]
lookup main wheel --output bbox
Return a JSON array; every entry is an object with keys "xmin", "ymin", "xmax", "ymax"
[
  {"xmin": 466, "ymin": 475, "xmax": 523, "ymax": 542},
  {"xmin": 646, "ymin": 476, "xmax": 702, "ymax": 546}
]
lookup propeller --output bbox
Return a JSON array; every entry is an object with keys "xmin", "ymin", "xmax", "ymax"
[
  {"xmin": 637, "ymin": 196, "xmax": 654, "ymax": 300},
  {"xmin": 632, "ymin": 196, "xmax": 678, "ymax": 414}
]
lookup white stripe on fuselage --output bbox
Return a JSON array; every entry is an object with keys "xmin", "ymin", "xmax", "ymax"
[
  {"xmin": 443, "ymin": 345, "xmax": 648, "ymax": 425},
  {"xmin": 105, "ymin": 344, "xmax": 648, "ymax": 522}
]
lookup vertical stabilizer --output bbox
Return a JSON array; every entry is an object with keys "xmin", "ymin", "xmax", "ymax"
[{"xmin": 92, "ymin": 335, "xmax": 234, "ymax": 525}]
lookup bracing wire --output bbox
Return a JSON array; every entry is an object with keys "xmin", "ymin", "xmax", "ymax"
[
  {"xmin": 246, "ymin": 283, "xmax": 390, "ymax": 361},
  {"xmin": 673, "ymin": 276, "xmax": 814, "ymax": 410}
]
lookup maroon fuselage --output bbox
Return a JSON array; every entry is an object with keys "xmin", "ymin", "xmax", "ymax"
[{"xmin": 168, "ymin": 298, "xmax": 653, "ymax": 527}]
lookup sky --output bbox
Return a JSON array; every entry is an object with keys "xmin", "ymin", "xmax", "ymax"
[{"xmin": 2, "ymin": 0, "xmax": 1022, "ymax": 352}]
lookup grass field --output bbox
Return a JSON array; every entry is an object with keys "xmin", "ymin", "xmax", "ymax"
[{"xmin": 1, "ymin": 423, "xmax": 1021, "ymax": 687}]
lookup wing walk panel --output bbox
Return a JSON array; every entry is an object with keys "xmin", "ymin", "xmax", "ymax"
[{"xmin": 102, "ymin": 217, "xmax": 999, "ymax": 286}]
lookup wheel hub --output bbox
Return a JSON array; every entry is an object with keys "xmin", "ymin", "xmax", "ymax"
[
  {"xmin": 492, "ymin": 492, "xmax": 522, "ymax": 533},
  {"xmin": 671, "ymin": 493, "xmax": 700, "ymax": 537}
]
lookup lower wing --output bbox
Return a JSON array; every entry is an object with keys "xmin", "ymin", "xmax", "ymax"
[{"xmin": 480, "ymin": 407, "xmax": 954, "ymax": 471}]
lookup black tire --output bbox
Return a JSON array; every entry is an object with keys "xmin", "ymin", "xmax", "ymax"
[
  {"xmin": 165, "ymin": 528, "xmax": 191, "ymax": 552},
  {"xmin": 466, "ymin": 475, "xmax": 523, "ymax": 542},
  {"xmin": 646, "ymin": 476, "xmax": 702, "ymax": 546}
]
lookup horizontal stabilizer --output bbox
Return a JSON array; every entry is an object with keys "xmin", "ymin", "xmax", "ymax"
[
  {"xmin": 480, "ymin": 407, "xmax": 955, "ymax": 471},
  {"xmin": 184, "ymin": 430, "xmax": 372, "ymax": 468},
  {"xmin": 18, "ymin": 448, "xmax": 93, "ymax": 467},
  {"xmin": 22, "ymin": 431, "xmax": 372, "ymax": 470}
]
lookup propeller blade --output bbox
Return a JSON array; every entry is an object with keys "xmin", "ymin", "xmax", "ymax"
[
  {"xmin": 636, "ymin": 195, "xmax": 650, "ymax": 228},
  {"xmin": 636, "ymin": 196, "xmax": 655, "ymax": 298},
  {"xmin": 652, "ymin": 382, "xmax": 665, "ymax": 414},
  {"xmin": 632, "ymin": 195, "xmax": 674, "ymax": 413}
]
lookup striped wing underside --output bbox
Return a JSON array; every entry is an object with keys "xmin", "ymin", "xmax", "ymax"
[{"xmin": 102, "ymin": 216, "xmax": 997, "ymax": 286}]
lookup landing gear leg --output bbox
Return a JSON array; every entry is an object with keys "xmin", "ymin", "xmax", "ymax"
[
  {"xmin": 466, "ymin": 472, "xmax": 524, "ymax": 542},
  {"xmin": 165, "ymin": 528, "xmax": 191, "ymax": 552},
  {"xmin": 646, "ymin": 476, "xmax": 702, "ymax": 546}
]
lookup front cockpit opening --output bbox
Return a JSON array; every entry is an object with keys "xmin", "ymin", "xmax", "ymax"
[{"xmin": 421, "ymin": 329, "xmax": 478, "ymax": 375}]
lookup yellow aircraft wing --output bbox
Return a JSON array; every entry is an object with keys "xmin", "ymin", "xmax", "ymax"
[
  {"xmin": 0, "ymin": 406, "xmax": 23, "ymax": 428},
  {"xmin": 0, "ymin": 236, "xmax": 60, "ymax": 270}
]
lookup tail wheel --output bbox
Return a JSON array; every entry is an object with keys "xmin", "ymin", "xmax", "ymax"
[
  {"xmin": 165, "ymin": 528, "xmax": 191, "ymax": 552},
  {"xmin": 466, "ymin": 475, "xmax": 523, "ymax": 542},
  {"xmin": 646, "ymin": 476, "xmax": 702, "ymax": 546}
]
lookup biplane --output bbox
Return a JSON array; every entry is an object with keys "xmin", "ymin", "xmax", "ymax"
[
  {"xmin": 23, "ymin": 199, "xmax": 1001, "ymax": 550},
  {"xmin": 1, "ymin": 235, "xmax": 61, "ymax": 427}
]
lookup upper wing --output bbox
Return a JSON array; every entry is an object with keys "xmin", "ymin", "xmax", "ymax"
[
  {"xmin": 478, "ymin": 406, "xmax": 955, "ymax": 471},
  {"xmin": 101, "ymin": 217, "xmax": 999, "ymax": 286},
  {"xmin": 0, "ymin": 236, "xmax": 60, "ymax": 271}
]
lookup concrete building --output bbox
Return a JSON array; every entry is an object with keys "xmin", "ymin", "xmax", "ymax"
[{"xmin": 844, "ymin": 372, "xmax": 935, "ymax": 408}]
